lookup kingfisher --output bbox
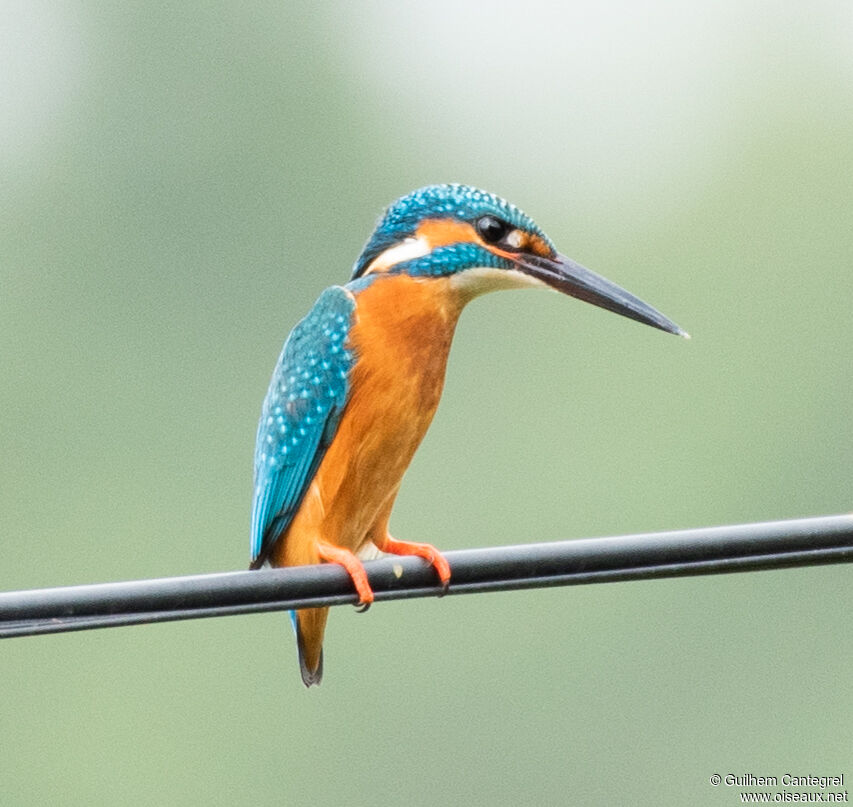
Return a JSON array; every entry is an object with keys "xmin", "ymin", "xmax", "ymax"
[{"xmin": 251, "ymin": 184, "xmax": 686, "ymax": 686}]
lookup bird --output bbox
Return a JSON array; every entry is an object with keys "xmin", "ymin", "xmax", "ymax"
[{"xmin": 250, "ymin": 183, "xmax": 686, "ymax": 687}]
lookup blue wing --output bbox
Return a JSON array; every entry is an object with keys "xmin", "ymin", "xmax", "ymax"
[{"xmin": 250, "ymin": 286, "xmax": 357, "ymax": 566}]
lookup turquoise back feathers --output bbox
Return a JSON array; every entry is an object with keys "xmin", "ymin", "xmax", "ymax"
[{"xmin": 251, "ymin": 287, "xmax": 356, "ymax": 565}]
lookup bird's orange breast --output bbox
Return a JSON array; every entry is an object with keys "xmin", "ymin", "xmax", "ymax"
[{"xmin": 273, "ymin": 274, "xmax": 465, "ymax": 568}]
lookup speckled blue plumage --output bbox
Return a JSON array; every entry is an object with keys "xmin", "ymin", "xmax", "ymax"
[
  {"xmin": 394, "ymin": 242, "xmax": 512, "ymax": 277},
  {"xmin": 250, "ymin": 286, "xmax": 356, "ymax": 565},
  {"xmin": 352, "ymin": 183, "xmax": 555, "ymax": 278}
]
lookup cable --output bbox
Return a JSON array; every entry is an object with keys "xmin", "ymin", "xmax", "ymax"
[{"xmin": 1, "ymin": 514, "xmax": 851, "ymax": 638}]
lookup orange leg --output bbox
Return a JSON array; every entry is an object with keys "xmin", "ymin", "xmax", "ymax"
[
  {"xmin": 375, "ymin": 535, "xmax": 451, "ymax": 592},
  {"xmin": 316, "ymin": 541, "xmax": 375, "ymax": 607}
]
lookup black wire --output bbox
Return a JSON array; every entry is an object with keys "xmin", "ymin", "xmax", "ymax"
[{"xmin": 1, "ymin": 515, "xmax": 851, "ymax": 638}]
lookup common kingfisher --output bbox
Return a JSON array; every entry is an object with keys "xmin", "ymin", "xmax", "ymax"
[{"xmin": 251, "ymin": 184, "xmax": 686, "ymax": 686}]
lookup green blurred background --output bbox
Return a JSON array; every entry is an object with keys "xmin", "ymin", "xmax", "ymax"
[{"xmin": 2, "ymin": 2, "xmax": 852, "ymax": 804}]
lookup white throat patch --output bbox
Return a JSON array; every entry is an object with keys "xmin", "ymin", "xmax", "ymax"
[{"xmin": 449, "ymin": 266, "xmax": 549, "ymax": 299}]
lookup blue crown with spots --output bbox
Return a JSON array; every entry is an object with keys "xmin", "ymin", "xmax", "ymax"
[{"xmin": 351, "ymin": 184, "xmax": 555, "ymax": 279}]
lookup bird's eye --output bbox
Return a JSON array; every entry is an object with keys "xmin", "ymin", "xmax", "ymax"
[{"xmin": 476, "ymin": 215, "xmax": 510, "ymax": 244}]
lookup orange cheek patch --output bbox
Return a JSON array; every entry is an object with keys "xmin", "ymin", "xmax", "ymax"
[
  {"xmin": 415, "ymin": 218, "xmax": 481, "ymax": 248},
  {"xmin": 413, "ymin": 218, "xmax": 554, "ymax": 263},
  {"xmin": 416, "ymin": 217, "xmax": 553, "ymax": 258},
  {"xmin": 523, "ymin": 233, "xmax": 553, "ymax": 257}
]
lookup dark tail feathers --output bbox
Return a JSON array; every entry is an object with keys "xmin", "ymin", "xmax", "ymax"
[{"xmin": 296, "ymin": 618, "xmax": 323, "ymax": 687}]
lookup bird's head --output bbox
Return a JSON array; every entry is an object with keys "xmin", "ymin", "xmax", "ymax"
[{"xmin": 352, "ymin": 183, "xmax": 686, "ymax": 336}]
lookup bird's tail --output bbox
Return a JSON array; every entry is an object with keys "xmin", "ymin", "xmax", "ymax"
[{"xmin": 295, "ymin": 607, "xmax": 328, "ymax": 687}]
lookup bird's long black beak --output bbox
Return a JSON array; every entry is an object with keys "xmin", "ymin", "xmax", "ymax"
[{"xmin": 515, "ymin": 252, "xmax": 688, "ymax": 337}]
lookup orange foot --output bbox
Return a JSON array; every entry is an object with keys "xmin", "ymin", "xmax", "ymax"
[
  {"xmin": 375, "ymin": 535, "xmax": 451, "ymax": 594},
  {"xmin": 316, "ymin": 541, "xmax": 374, "ymax": 610}
]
